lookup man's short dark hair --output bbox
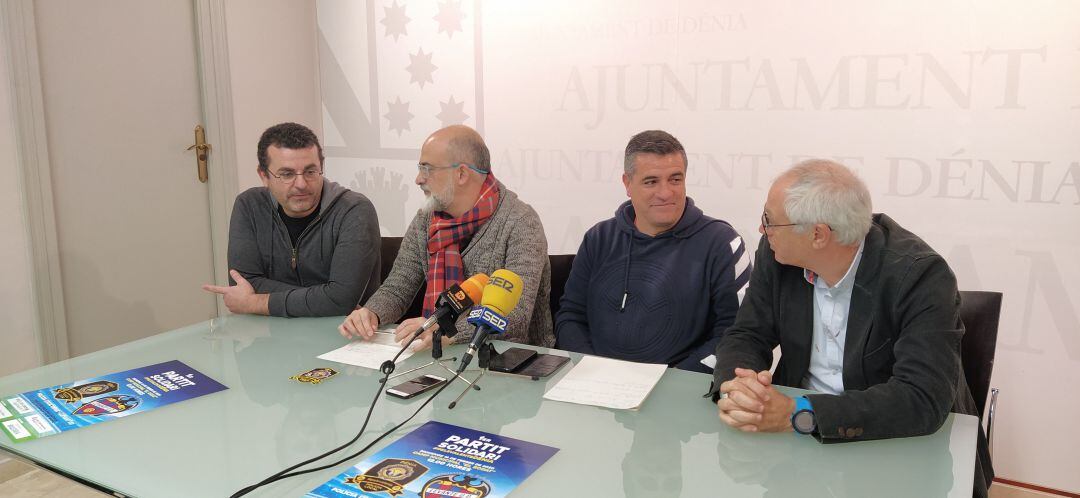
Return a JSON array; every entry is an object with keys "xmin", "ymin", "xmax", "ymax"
[
  {"xmin": 257, "ymin": 122, "xmax": 324, "ymax": 172},
  {"xmin": 623, "ymin": 130, "xmax": 687, "ymax": 176}
]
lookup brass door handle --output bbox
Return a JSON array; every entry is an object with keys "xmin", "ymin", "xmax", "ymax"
[{"xmin": 186, "ymin": 125, "xmax": 211, "ymax": 183}]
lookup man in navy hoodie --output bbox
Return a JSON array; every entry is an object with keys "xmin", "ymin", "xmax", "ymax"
[{"xmin": 555, "ymin": 130, "xmax": 751, "ymax": 373}]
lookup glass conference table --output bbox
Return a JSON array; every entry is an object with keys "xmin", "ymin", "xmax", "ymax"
[{"xmin": 0, "ymin": 315, "xmax": 978, "ymax": 497}]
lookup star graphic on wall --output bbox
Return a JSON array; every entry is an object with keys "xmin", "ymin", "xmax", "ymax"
[
  {"xmin": 383, "ymin": 97, "xmax": 414, "ymax": 136},
  {"xmin": 432, "ymin": 0, "xmax": 465, "ymax": 39},
  {"xmin": 406, "ymin": 48, "xmax": 437, "ymax": 89},
  {"xmin": 436, "ymin": 96, "xmax": 470, "ymax": 127},
  {"xmin": 380, "ymin": 0, "xmax": 411, "ymax": 42}
]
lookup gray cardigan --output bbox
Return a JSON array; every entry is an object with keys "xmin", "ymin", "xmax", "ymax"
[
  {"xmin": 364, "ymin": 183, "xmax": 554, "ymax": 347},
  {"xmin": 228, "ymin": 180, "xmax": 381, "ymax": 317}
]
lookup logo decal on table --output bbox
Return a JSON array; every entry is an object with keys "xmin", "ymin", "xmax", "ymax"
[{"xmin": 290, "ymin": 367, "xmax": 339, "ymax": 384}]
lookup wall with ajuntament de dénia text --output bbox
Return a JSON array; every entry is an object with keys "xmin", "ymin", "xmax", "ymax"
[{"xmin": 316, "ymin": 0, "xmax": 1080, "ymax": 492}]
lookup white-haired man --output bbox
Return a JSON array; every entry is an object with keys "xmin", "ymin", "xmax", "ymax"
[{"xmin": 709, "ymin": 160, "xmax": 993, "ymax": 497}]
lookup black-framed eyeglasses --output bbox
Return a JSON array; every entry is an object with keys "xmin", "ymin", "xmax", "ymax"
[
  {"xmin": 761, "ymin": 210, "xmax": 799, "ymax": 231},
  {"xmin": 267, "ymin": 168, "xmax": 322, "ymax": 183}
]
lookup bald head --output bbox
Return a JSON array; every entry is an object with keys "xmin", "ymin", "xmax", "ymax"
[{"xmin": 424, "ymin": 125, "xmax": 491, "ymax": 174}]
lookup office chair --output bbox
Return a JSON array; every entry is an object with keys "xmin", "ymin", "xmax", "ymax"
[
  {"xmin": 548, "ymin": 254, "xmax": 576, "ymax": 321},
  {"xmin": 958, "ymin": 290, "xmax": 1003, "ymax": 455}
]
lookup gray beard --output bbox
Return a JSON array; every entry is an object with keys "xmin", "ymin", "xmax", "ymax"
[
  {"xmin": 422, "ymin": 183, "xmax": 455, "ymax": 213},
  {"xmin": 422, "ymin": 195, "xmax": 440, "ymax": 213}
]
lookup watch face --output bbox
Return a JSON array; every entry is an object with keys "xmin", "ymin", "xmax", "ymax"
[{"xmin": 793, "ymin": 410, "xmax": 816, "ymax": 434}]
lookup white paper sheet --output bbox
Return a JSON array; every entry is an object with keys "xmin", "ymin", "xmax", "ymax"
[
  {"xmin": 542, "ymin": 356, "xmax": 667, "ymax": 410},
  {"xmin": 317, "ymin": 327, "xmax": 413, "ymax": 369}
]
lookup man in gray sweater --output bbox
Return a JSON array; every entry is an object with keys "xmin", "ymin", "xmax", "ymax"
[
  {"xmin": 203, "ymin": 122, "xmax": 381, "ymax": 317},
  {"xmin": 339, "ymin": 125, "xmax": 553, "ymax": 350}
]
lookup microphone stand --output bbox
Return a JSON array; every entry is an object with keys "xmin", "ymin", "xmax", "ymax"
[
  {"xmin": 387, "ymin": 317, "xmax": 473, "ymax": 385},
  {"xmin": 386, "ymin": 330, "xmax": 460, "ymax": 381},
  {"xmin": 447, "ymin": 343, "xmax": 495, "ymax": 410}
]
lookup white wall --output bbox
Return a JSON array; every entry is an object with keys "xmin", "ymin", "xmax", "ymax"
[
  {"xmin": 225, "ymin": 0, "xmax": 322, "ymax": 192},
  {"xmin": 317, "ymin": 0, "xmax": 1080, "ymax": 492},
  {"xmin": 0, "ymin": 29, "xmax": 41, "ymax": 376},
  {"xmin": 1, "ymin": 0, "xmax": 324, "ymax": 372}
]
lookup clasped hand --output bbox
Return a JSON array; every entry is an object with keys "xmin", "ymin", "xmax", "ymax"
[{"xmin": 717, "ymin": 368, "xmax": 796, "ymax": 433}]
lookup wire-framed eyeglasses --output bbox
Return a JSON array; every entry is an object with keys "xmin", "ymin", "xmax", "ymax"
[
  {"xmin": 761, "ymin": 210, "xmax": 800, "ymax": 231},
  {"xmin": 266, "ymin": 168, "xmax": 323, "ymax": 183},
  {"xmin": 761, "ymin": 210, "xmax": 834, "ymax": 232}
]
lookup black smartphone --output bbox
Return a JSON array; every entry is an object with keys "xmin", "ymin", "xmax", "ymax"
[
  {"xmin": 488, "ymin": 347, "xmax": 538, "ymax": 373},
  {"xmin": 386, "ymin": 374, "xmax": 447, "ymax": 399},
  {"xmin": 515, "ymin": 354, "xmax": 570, "ymax": 379}
]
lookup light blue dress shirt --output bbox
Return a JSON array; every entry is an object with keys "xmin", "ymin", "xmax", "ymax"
[{"xmin": 801, "ymin": 242, "xmax": 864, "ymax": 395}]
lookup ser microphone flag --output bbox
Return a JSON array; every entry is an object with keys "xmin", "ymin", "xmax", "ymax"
[{"xmin": 458, "ymin": 269, "xmax": 524, "ymax": 372}]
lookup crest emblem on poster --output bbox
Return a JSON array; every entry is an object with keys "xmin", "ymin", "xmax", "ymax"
[
  {"xmin": 53, "ymin": 381, "xmax": 119, "ymax": 403},
  {"xmin": 344, "ymin": 458, "xmax": 429, "ymax": 496},
  {"xmin": 420, "ymin": 474, "xmax": 492, "ymax": 498},
  {"xmin": 72, "ymin": 395, "xmax": 140, "ymax": 416}
]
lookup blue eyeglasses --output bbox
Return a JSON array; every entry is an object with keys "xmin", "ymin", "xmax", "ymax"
[{"xmin": 417, "ymin": 162, "xmax": 490, "ymax": 177}]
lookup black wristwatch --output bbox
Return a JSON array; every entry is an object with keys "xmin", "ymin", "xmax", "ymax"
[{"xmin": 791, "ymin": 396, "xmax": 817, "ymax": 435}]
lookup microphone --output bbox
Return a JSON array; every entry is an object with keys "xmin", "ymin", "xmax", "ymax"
[
  {"xmin": 419, "ymin": 273, "xmax": 490, "ymax": 336},
  {"xmin": 458, "ymin": 269, "xmax": 524, "ymax": 373}
]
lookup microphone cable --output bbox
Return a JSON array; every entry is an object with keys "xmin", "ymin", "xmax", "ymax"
[
  {"xmin": 236, "ymin": 372, "xmax": 458, "ymax": 496},
  {"xmin": 230, "ymin": 325, "xmax": 439, "ymax": 497}
]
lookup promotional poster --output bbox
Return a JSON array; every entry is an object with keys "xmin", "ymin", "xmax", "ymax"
[
  {"xmin": 306, "ymin": 421, "xmax": 558, "ymax": 498},
  {"xmin": 0, "ymin": 360, "xmax": 227, "ymax": 443}
]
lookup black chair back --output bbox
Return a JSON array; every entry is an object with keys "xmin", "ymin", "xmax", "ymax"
[
  {"xmin": 549, "ymin": 254, "xmax": 575, "ymax": 320},
  {"xmin": 958, "ymin": 290, "xmax": 1003, "ymax": 421}
]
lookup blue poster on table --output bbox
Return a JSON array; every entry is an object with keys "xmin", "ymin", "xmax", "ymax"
[
  {"xmin": 306, "ymin": 421, "xmax": 558, "ymax": 498},
  {"xmin": 0, "ymin": 360, "xmax": 226, "ymax": 443}
]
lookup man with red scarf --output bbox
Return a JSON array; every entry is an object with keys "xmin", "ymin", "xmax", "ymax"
[{"xmin": 340, "ymin": 125, "xmax": 553, "ymax": 350}]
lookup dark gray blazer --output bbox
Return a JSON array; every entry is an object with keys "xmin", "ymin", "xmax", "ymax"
[{"xmin": 710, "ymin": 213, "xmax": 992, "ymax": 497}]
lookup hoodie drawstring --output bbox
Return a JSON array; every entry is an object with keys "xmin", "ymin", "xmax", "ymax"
[{"xmin": 621, "ymin": 231, "xmax": 632, "ymax": 312}]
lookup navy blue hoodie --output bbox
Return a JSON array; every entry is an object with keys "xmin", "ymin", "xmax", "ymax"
[{"xmin": 555, "ymin": 198, "xmax": 751, "ymax": 373}]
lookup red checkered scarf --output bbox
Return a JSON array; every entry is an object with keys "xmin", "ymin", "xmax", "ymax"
[{"xmin": 424, "ymin": 175, "xmax": 500, "ymax": 317}]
